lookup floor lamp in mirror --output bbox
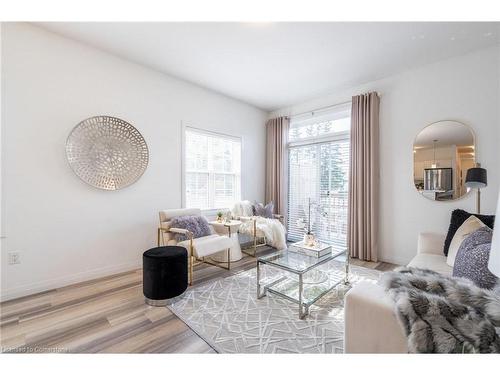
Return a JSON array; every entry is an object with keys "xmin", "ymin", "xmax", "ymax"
[{"xmin": 465, "ymin": 165, "xmax": 487, "ymax": 214}]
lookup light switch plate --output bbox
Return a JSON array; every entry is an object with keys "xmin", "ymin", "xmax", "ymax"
[{"xmin": 8, "ymin": 252, "xmax": 20, "ymax": 265}]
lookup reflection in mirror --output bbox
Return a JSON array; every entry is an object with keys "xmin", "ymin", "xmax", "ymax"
[{"xmin": 413, "ymin": 121, "xmax": 475, "ymax": 201}]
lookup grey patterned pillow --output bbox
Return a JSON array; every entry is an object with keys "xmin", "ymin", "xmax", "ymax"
[
  {"xmin": 170, "ymin": 215, "xmax": 211, "ymax": 242},
  {"xmin": 453, "ymin": 227, "xmax": 498, "ymax": 290},
  {"xmin": 253, "ymin": 201, "xmax": 274, "ymax": 218}
]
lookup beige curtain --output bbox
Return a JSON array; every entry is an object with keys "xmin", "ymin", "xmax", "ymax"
[
  {"xmin": 265, "ymin": 117, "xmax": 289, "ymax": 217},
  {"xmin": 348, "ymin": 92, "xmax": 380, "ymax": 262}
]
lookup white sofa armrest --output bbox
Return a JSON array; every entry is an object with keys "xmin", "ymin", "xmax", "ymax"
[
  {"xmin": 417, "ymin": 232, "xmax": 446, "ymax": 255},
  {"xmin": 344, "ymin": 282, "xmax": 407, "ymax": 353}
]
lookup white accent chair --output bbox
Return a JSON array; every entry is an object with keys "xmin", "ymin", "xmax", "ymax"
[
  {"xmin": 158, "ymin": 208, "xmax": 233, "ymax": 285},
  {"xmin": 231, "ymin": 200, "xmax": 285, "ymax": 256},
  {"xmin": 344, "ymin": 232, "xmax": 450, "ymax": 353}
]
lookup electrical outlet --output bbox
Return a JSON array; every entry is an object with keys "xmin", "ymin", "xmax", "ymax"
[{"xmin": 8, "ymin": 252, "xmax": 20, "ymax": 265}]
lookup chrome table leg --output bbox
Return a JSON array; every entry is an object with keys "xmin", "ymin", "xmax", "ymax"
[
  {"xmin": 257, "ymin": 260, "xmax": 265, "ymax": 299},
  {"xmin": 299, "ymin": 273, "xmax": 305, "ymax": 319}
]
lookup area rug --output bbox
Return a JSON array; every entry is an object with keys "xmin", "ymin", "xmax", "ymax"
[{"xmin": 167, "ymin": 261, "xmax": 380, "ymax": 353}]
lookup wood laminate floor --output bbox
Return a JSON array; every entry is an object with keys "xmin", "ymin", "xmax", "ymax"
[{"xmin": 0, "ymin": 250, "xmax": 397, "ymax": 353}]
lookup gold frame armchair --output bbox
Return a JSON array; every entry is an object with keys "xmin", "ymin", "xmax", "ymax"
[
  {"xmin": 235, "ymin": 213, "xmax": 285, "ymax": 257},
  {"xmin": 158, "ymin": 208, "xmax": 232, "ymax": 285}
]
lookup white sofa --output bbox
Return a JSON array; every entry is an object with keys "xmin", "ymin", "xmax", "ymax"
[{"xmin": 344, "ymin": 232, "xmax": 450, "ymax": 353}]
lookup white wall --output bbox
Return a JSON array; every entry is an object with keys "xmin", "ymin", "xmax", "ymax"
[
  {"xmin": 271, "ymin": 46, "xmax": 500, "ymax": 265},
  {"xmin": 0, "ymin": 23, "xmax": 267, "ymax": 300}
]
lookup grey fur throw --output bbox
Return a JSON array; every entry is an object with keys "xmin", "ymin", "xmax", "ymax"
[{"xmin": 380, "ymin": 267, "xmax": 500, "ymax": 353}]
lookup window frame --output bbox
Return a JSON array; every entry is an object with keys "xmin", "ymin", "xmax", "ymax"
[
  {"xmin": 181, "ymin": 123, "xmax": 242, "ymax": 214},
  {"xmin": 286, "ymin": 104, "xmax": 351, "ymax": 248}
]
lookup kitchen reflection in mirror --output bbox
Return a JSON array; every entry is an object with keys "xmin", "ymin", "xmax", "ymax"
[{"xmin": 413, "ymin": 121, "xmax": 475, "ymax": 201}]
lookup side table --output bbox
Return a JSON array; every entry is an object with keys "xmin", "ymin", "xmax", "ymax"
[{"xmin": 209, "ymin": 220, "xmax": 243, "ymax": 262}]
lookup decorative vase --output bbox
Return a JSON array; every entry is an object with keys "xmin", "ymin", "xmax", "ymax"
[{"xmin": 304, "ymin": 233, "xmax": 315, "ymax": 247}]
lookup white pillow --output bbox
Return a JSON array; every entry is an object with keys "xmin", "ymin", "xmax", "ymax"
[
  {"xmin": 231, "ymin": 202, "xmax": 243, "ymax": 218},
  {"xmin": 446, "ymin": 215, "xmax": 486, "ymax": 266},
  {"xmin": 241, "ymin": 200, "xmax": 254, "ymax": 217},
  {"xmin": 231, "ymin": 200, "xmax": 254, "ymax": 218}
]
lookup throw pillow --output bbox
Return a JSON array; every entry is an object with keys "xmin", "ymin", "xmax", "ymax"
[
  {"xmin": 241, "ymin": 200, "xmax": 254, "ymax": 217},
  {"xmin": 453, "ymin": 227, "xmax": 498, "ymax": 289},
  {"xmin": 443, "ymin": 209, "xmax": 495, "ymax": 256},
  {"xmin": 446, "ymin": 215, "xmax": 486, "ymax": 266},
  {"xmin": 170, "ymin": 215, "xmax": 212, "ymax": 242},
  {"xmin": 253, "ymin": 201, "xmax": 274, "ymax": 218}
]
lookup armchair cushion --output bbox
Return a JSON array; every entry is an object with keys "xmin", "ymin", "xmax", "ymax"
[
  {"xmin": 178, "ymin": 234, "xmax": 232, "ymax": 258},
  {"xmin": 170, "ymin": 215, "xmax": 211, "ymax": 241}
]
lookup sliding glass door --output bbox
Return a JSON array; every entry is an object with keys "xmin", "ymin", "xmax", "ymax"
[{"xmin": 287, "ymin": 105, "xmax": 350, "ymax": 251}]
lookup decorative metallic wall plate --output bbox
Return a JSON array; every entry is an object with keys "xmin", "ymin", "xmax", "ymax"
[{"xmin": 66, "ymin": 116, "xmax": 149, "ymax": 190}]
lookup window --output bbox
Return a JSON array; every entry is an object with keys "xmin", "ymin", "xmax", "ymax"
[
  {"xmin": 287, "ymin": 104, "xmax": 350, "ymax": 250},
  {"xmin": 184, "ymin": 127, "xmax": 241, "ymax": 210}
]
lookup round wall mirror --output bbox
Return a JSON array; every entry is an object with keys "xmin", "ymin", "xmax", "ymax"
[{"xmin": 413, "ymin": 120, "xmax": 475, "ymax": 201}]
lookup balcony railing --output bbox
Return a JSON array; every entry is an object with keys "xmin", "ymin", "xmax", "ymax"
[{"xmin": 287, "ymin": 191, "xmax": 348, "ymax": 250}]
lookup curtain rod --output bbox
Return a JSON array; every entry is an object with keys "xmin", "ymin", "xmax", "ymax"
[
  {"xmin": 286, "ymin": 91, "xmax": 381, "ymax": 119},
  {"xmin": 288, "ymin": 100, "xmax": 352, "ymax": 119}
]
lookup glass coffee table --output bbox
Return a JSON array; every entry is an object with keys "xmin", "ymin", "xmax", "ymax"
[{"xmin": 257, "ymin": 247, "xmax": 348, "ymax": 319}]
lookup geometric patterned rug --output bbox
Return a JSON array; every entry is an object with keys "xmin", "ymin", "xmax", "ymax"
[{"xmin": 167, "ymin": 261, "xmax": 381, "ymax": 353}]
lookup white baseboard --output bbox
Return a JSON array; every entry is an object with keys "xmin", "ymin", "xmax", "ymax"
[{"xmin": 0, "ymin": 260, "xmax": 142, "ymax": 302}]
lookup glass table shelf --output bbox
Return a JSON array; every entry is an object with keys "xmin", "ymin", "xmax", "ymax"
[
  {"xmin": 258, "ymin": 247, "xmax": 346, "ymax": 274},
  {"xmin": 266, "ymin": 269, "xmax": 345, "ymax": 306},
  {"xmin": 257, "ymin": 247, "xmax": 348, "ymax": 319}
]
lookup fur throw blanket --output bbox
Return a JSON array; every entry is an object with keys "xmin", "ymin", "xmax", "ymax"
[
  {"xmin": 239, "ymin": 217, "xmax": 287, "ymax": 250},
  {"xmin": 380, "ymin": 267, "xmax": 500, "ymax": 353}
]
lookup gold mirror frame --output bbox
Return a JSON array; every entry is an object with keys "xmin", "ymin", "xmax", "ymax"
[{"xmin": 413, "ymin": 120, "xmax": 476, "ymax": 202}]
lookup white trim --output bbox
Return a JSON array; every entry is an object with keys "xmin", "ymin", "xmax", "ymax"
[
  {"xmin": 181, "ymin": 123, "xmax": 242, "ymax": 211},
  {"xmin": 0, "ymin": 259, "xmax": 141, "ymax": 302},
  {"xmin": 184, "ymin": 125, "xmax": 241, "ymax": 142},
  {"xmin": 288, "ymin": 131, "xmax": 350, "ymax": 148},
  {"xmin": 181, "ymin": 121, "xmax": 187, "ymax": 208}
]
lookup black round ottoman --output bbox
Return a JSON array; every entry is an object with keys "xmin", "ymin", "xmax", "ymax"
[{"xmin": 143, "ymin": 246, "xmax": 188, "ymax": 306}]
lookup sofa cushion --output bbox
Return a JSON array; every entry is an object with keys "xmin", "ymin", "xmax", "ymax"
[
  {"xmin": 443, "ymin": 209, "xmax": 495, "ymax": 256},
  {"xmin": 407, "ymin": 253, "xmax": 452, "ymax": 276},
  {"xmin": 446, "ymin": 215, "xmax": 486, "ymax": 266},
  {"xmin": 453, "ymin": 227, "xmax": 498, "ymax": 289}
]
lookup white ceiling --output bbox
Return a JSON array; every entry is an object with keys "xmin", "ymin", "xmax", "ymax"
[{"xmin": 37, "ymin": 22, "xmax": 500, "ymax": 111}]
